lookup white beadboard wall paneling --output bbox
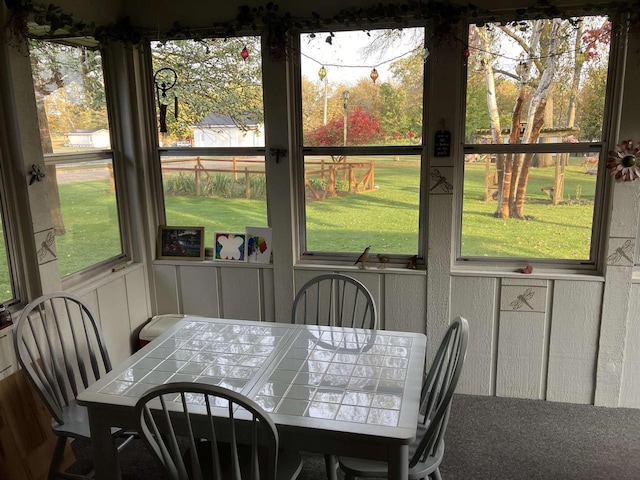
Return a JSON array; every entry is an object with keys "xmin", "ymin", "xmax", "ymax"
[
  {"xmin": 124, "ymin": 266, "xmax": 152, "ymax": 351},
  {"xmin": 620, "ymin": 283, "xmax": 640, "ymax": 407},
  {"xmin": 261, "ymin": 268, "xmax": 276, "ymax": 323},
  {"xmin": 95, "ymin": 278, "xmax": 133, "ymax": 364},
  {"xmin": 426, "ymin": 192, "xmax": 453, "ymax": 366},
  {"xmin": 451, "ymin": 276, "xmax": 498, "ymax": 396},
  {"xmin": 179, "ymin": 264, "xmax": 219, "ymax": 317},
  {"xmin": 384, "ymin": 274, "xmax": 426, "ymax": 334},
  {"xmin": 219, "ymin": 267, "xmax": 261, "ymax": 320},
  {"xmin": 547, "ymin": 280, "xmax": 603, "ymax": 404},
  {"xmin": 153, "ymin": 264, "xmax": 181, "ymax": 314},
  {"xmin": 0, "ymin": 328, "xmax": 16, "ymax": 379},
  {"xmin": 496, "ymin": 310, "xmax": 548, "ymax": 399}
]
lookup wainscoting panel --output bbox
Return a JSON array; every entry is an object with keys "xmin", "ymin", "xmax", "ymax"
[
  {"xmin": 451, "ymin": 275, "xmax": 498, "ymax": 396},
  {"xmin": 96, "ymin": 276, "xmax": 135, "ymax": 365},
  {"xmin": 496, "ymin": 310, "xmax": 548, "ymax": 399},
  {"xmin": 383, "ymin": 273, "xmax": 426, "ymax": 334},
  {"xmin": 621, "ymin": 283, "xmax": 640, "ymax": 407},
  {"xmin": 179, "ymin": 264, "xmax": 219, "ymax": 317},
  {"xmin": 547, "ymin": 280, "xmax": 602, "ymax": 404},
  {"xmin": 219, "ymin": 267, "xmax": 261, "ymax": 320},
  {"xmin": 153, "ymin": 264, "xmax": 180, "ymax": 314}
]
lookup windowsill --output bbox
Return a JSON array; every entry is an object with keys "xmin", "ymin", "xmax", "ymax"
[
  {"xmin": 294, "ymin": 262, "xmax": 426, "ymax": 275},
  {"xmin": 153, "ymin": 259, "xmax": 274, "ymax": 268},
  {"xmin": 450, "ymin": 265, "xmax": 605, "ymax": 282}
]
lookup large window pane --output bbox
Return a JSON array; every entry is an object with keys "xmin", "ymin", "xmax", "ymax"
[
  {"xmin": 465, "ymin": 17, "xmax": 610, "ymax": 144},
  {"xmin": 303, "ymin": 155, "xmax": 420, "ymax": 254},
  {"xmin": 0, "ymin": 198, "xmax": 14, "ymax": 303},
  {"xmin": 29, "ymin": 41, "xmax": 109, "ymax": 153},
  {"xmin": 301, "ymin": 28, "xmax": 424, "ymax": 147},
  {"xmin": 461, "ymin": 150, "xmax": 599, "ymax": 259},
  {"xmin": 53, "ymin": 157, "xmax": 122, "ymax": 276},
  {"xmin": 151, "ymin": 38, "xmax": 264, "ymax": 148},
  {"xmin": 461, "ymin": 16, "xmax": 611, "ymax": 262}
]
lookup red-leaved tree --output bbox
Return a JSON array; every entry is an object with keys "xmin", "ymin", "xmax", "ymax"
[{"xmin": 307, "ymin": 108, "xmax": 381, "ymax": 146}]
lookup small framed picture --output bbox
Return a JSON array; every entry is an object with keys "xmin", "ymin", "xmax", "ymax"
[
  {"xmin": 214, "ymin": 232, "xmax": 247, "ymax": 262},
  {"xmin": 157, "ymin": 226, "xmax": 205, "ymax": 260},
  {"xmin": 246, "ymin": 226, "xmax": 272, "ymax": 264}
]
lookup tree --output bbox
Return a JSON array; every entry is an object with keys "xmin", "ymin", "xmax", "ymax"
[{"xmin": 307, "ymin": 108, "xmax": 380, "ymax": 146}]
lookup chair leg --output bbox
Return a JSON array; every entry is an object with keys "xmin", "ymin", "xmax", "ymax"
[
  {"xmin": 324, "ymin": 454, "xmax": 338, "ymax": 480},
  {"xmin": 430, "ymin": 467, "xmax": 442, "ymax": 480},
  {"xmin": 48, "ymin": 436, "xmax": 68, "ymax": 480}
]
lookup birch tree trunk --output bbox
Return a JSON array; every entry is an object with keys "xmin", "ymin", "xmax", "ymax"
[
  {"xmin": 499, "ymin": 21, "xmax": 542, "ymax": 218},
  {"xmin": 514, "ymin": 19, "xmax": 563, "ymax": 218},
  {"xmin": 475, "ymin": 27, "xmax": 505, "ymax": 213},
  {"xmin": 566, "ymin": 19, "xmax": 585, "ymax": 129}
]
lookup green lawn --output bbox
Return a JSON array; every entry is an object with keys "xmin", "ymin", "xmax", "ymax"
[
  {"xmin": 461, "ymin": 158, "xmax": 597, "ymax": 259},
  {"xmin": 0, "ymin": 156, "xmax": 600, "ymax": 302}
]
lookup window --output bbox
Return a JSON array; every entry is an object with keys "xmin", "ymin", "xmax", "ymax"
[
  {"xmin": 298, "ymin": 28, "xmax": 425, "ymax": 259},
  {"xmin": 0, "ymin": 149, "xmax": 18, "ymax": 305},
  {"xmin": 460, "ymin": 16, "xmax": 613, "ymax": 265},
  {"xmin": 151, "ymin": 37, "xmax": 267, "ymax": 249},
  {"xmin": 30, "ymin": 39, "xmax": 127, "ymax": 278}
]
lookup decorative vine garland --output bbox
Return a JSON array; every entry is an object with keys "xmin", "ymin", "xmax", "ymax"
[{"xmin": 3, "ymin": 0, "xmax": 640, "ymax": 59}]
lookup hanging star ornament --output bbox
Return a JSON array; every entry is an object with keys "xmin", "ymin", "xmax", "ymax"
[{"xmin": 606, "ymin": 139, "xmax": 640, "ymax": 182}]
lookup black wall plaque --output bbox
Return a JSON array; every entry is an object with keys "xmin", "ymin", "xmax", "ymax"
[{"xmin": 434, "ymin": 130, "xmax": 451, "ymax": 157}]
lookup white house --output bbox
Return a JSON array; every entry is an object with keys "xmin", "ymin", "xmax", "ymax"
[
  {"xmin": 65, "ymin": 128, "xmax": 111, "ymax": 148},
  {"xmin": 191, "ymin": 113, "xmax": 265, "ymax": 147}
]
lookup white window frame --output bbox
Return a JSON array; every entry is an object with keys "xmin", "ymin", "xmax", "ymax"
[
  {"xmin": 454, "ymin": 13, "xmax": 624, "ymax": 272},
  {"xmin": 30, "ymin": 38, "xmax": 131, "ymax": 285},
  {"xmin": 292, "ymin": 27, "xmax": 430, "ymax": 266}
]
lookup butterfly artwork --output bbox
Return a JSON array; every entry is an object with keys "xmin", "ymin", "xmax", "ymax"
[
  {"xmin": 246, "ymin": 226, "xmax": 272, "ymax": 264},
  {"xmin": 215, "ymin": 232, "xmax": 246, "ymax": 262}
]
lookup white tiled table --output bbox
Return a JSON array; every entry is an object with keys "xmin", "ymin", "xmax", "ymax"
[{"xmin": 77, "ymin": 317, "xmax": 426, "ymax": 480}]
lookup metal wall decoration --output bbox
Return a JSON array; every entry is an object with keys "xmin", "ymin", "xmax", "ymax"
[
  {"xmin": 607, "ymin": 238, "xmax": 635, "ymax": 266},
  {"xmin": 153, "ymin": 67, "xmax": 178, "ymax": 133},
  {"xmin": 29, "ymin": 163, "xmax": 45, "ymax": 185},
  {"xmin": 35, "ymin": 229, "xmax": 56, "ymax": 264},
  {"xmin": 509, "ymin": 288, "xmax": 535, "ymax": 310},
  {"xmin": 429, "ymin": 167, "xmax": 453, "ymax": 194},
  {"xmin": 607, "ymin": 139, "xmax": 640, "ymax": 181}
]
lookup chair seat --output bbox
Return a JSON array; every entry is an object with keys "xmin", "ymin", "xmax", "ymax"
[{"xmin": 192, "ymin": 441, "xmax": 303, "ymax": 480}]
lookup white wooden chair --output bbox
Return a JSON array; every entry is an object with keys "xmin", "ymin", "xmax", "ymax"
[
  {"xmin": 291, "ymin": 273, "xmax": 377, "ymax": 329},
  {"xmin": 134, "ymin": 382, "xmax": 303, "ymax": 480},
  {"xmin": 338, "ymin": 316, "xmax": 469, "ymax": 480},
  {"xmin": 13, "ymin": 292, "xmax": 133, "ymax": 479}
]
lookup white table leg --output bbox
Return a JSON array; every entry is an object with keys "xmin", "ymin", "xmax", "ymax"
[
  {"xmin": 87, "ymin": 408, "xmax": 121, "ymax": 480},
  {"xmin": 388, "ymin": 444, "xmax": 409, "ymax": 480}
]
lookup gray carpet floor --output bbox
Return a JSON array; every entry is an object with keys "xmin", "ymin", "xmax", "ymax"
[{"xmin": 70, "ymin": 394, "xmax": 640, "ymax": 479}]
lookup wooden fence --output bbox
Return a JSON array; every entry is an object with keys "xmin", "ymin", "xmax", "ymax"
[
  {"xmin": 158, "ymin": 157, "xmax": 375, "ymax": 202},
  {"xmin": 161, "ymin": 157, "xmax": 265, "ymax": 199},
  {"xmin": 304, "ymin": 159, "xmax": 375, "ymax": 201}
]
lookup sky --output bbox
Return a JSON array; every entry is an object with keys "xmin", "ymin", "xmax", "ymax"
[{"xmin": 299, "ymin": 27, "xmax": 424, "ymax": 86}]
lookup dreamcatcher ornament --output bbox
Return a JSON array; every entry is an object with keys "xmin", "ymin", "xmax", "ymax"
[{"xmin": 606, "ymin": 139, "xmax": 640, "ymax": 182}]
